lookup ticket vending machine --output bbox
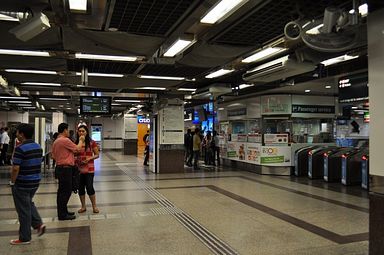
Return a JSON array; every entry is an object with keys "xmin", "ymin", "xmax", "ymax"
[{"xmin": 91, "ymin": 124, "xmax": 103, "ymax": 150}]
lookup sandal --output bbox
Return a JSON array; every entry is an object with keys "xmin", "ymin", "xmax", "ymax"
[
  {"xmin": 78, "ymin": 208, "xmax": 87, "ymax": 213},
  {"xmin": 93, "ymin": 208, "xmax": 99, "ymax": 214}
]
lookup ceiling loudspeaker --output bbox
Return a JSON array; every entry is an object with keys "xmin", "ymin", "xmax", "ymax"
[{"xmin": 9, "ymin": 12, "xmax": 51, "ymax": 41}]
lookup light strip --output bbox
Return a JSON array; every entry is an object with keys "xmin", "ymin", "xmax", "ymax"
[
  {"xmin": 138, "ymin": 75, "xmax": 185, "ymax": 81},
  {"xmin": 242, "ymin": 47, "xmax": 286, "ymax": 63},
  {"xmin": 8, "ymin": 101, "xmax": 32, "ymax": 104},
  {"xmin": 205, "ymin": 68, "xmax": 234, "ymax": 79},
  {"xmin": 164, "ymin": 39, "xmax": 195, "ymax": 57},
  {"xmin": 0, "ymin": 96, "xmax": 29, "ymax": 100},
  {"xmin": 0, "ymin": 14, "xmax": 19, "ymax": 22},
  {"xmin": 21, "ymin": 82, "xmax": 61, "ymax": 86},
  {"xmin": 201, "ymin": 0, "xmax": 248, "ymax": 24},
  {"xmin": 111, "ymin": 103, "xmax": 122, "ymax": 106},
  {"xmin": 69, "ymin": 0, "xmax": 87, "ymax": 11},
  {"xmin": 136, "ymin": 87, "xmax": 167, "ymax": 90},
  {"xmin": 321, "ymin": 55, "xmax": 359, "ymax": 66},
  {"xmin": 22, "ymin": 107, "xmax": 36, "ymax": 109},
  {"xmin": 75, "ymin": 72, "xmax": 124, "ymax": 78},
  {"xmin": 114, "ymin": 100, "xmax": 142, "ymax": 103},
  {"xmin": 0, "ymin": 49, "xmax": 50, "ymax": 57},
  {"xmin": 17, "ymin": 104, "xmax": 33, "ymax": 107},
  {"xmin": 75, "ymin": 53, "xmax": 138, "ymax": 62},
  {"xmin": 5, "ymin": 69, "xmax": 57, "ymax": 75},
  {"xmin": 39, "ymin": 98, "xmax": 68, "ymax": 101},
  {"xmin": 239, "ymin": 84, "xmax": 254, "ymax": 89},
  {"xmin": 349, "ymin": 3, "xmax": 368, "ymax": 17},
  {"xmin": 177, "ymin": 88, "xmax": 196, "ymax": 92}
]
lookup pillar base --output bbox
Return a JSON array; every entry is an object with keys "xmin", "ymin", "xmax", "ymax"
[{"xmin": 369, "ymin": 175, "xmax": 384, "ymax": 255}]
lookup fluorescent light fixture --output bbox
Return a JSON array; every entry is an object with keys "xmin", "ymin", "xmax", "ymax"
[
  {"xmin": 205, "ymin": 68, "xmax": 234, "ymax": 79},
  {"xmin": 5, "ymin": 69, "xmax": 57, "ymax": 75},
  {"xmin": 201, "ymin": 0, "xmax": 248, "ymax": 24},
  {"xmin": 306, "ymin": 24, "xmax": 324, "ymax": 35},
  {"xmin": 0, "ymin": 75, "xmax": 8, "ymax": 88},
  {"xmin": 14, "ymin": 87, "xmax": 20, "ymax": 96},
  {"xmin": 163, "ymin": 39, "xmax": 195, "ymax": 57},
  {"xmin": 177, "ymin": 88, "xmax": 196, "ymax": 92},
  {"xmin": 349, "ymin": 3, "xmax": 368, "ymax": 17},
  {"xmin": 136, "ymin": 87, "xmax": 167, "ymax": 90},
  {"xmin": 351, "ymin": 106, "xmax": 358, "ymax": 109},
  {"xmin": 75, "ymin": 72, "xmax": 124, "ymax": 78},
  {"xmin": 8, "ymin": 101, "xmax": 32, "ymax": 104},
  {"xmin": 21, "ymin": 82, "xmax": 61, "ymax": 86},
  {"xmin": 218, "ymin": 108, "xmax": 225, "ymax": 110},
  {"xmin": 242, "ymin": 47, "xmax": 286, "ymax": 63},
  {"xmin": 321, "ymin": 54, "xmax": 359, "ymax": 66},
  {"xmin": 114, "ymin": 100, "xmax": 142, "ymax": 103},
  {"xmin": 77, "ymin": 108, "xmax": 80, "ymax": 114},
  {"xmin": 238, "ymin": 84, "xmax": 254, "ymax": 89},
  {"xmin": 17, "ymin": 104, "xmax": 33, "ymax": 107},
  {"xmin": 0, "ymin": 96, "xmax": 29, "ymax": 100},
  {"xmin": 22, "ymin": 107, "xmax": 36, "ymax": 109},
  {"xmin": 69, "ymin": 0, "xmax": 87, "ymax": 11},
  {"xmin": 111, "ymin": 103, "xmax": 122, "ymax": 106},
  {"xmin": 138, "ymin": 75, "xmax": 185, "ymax": 81},
  {"xmin": 66, "ymin": 108, "xmax": 72, "ymax": 110},
  {"xmin": 41, "ymin": 105, "xmax": 45, "ymax": 111},
  {"xmin": 325, "ymin": 85, "xmax": 332, "ymax": 89},
  {"xmin": 36, "ymin": 101, "xmax": 40, "ymax": 108},
  {"xmin": 0, "ymin": 13, "xmax": 19, "ymax": 22},
  {"xmin": 305, "ymin": 89, "xmax": 311, "ymax": 93},
  {"xmin": 0, "ymin": 49, "xmax": 50, "ymax": 57},
  {"xmin": 39, "ymin": 97, "xmax": 68, "ymax": 101},
  {"xmin": 75, "ymin": 53, "xmax": 138, "ymax": 62}
]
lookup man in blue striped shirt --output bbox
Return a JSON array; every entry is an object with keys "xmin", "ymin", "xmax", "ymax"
[{"xmin": 9, "ymin": 124, "xmax": 46, "ymax": 245}]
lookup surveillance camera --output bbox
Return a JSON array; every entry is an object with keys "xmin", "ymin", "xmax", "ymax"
[
  {"xmin": 284, "ymin": 21, "xmax": 302, "ymax": 41},
  {"xmin": 9, "ymin": 12, "xmax": 51, "ymax": 42}
]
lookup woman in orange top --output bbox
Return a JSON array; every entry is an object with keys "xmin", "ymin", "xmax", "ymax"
[{"xmin": 75, "ymin": 125, "xmax": 100, "ymax": 213}]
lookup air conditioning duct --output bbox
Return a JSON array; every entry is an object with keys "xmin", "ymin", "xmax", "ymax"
[{"xmin": 242, "ymin": 56, "xmax": 315, "ymax": 83}]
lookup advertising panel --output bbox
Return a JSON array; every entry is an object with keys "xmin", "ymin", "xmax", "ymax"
[
  {"xmin": 226, "ymin": 142, "xmax": 246, "ymax": 161},
  {"xmin": 260, "ymin": 146, "xmax": 292, "ymax": 166},
  {"xmin": 261, "ymin": 95, "xmax": 292, "ymax": 115},
  {"xmin": 246, "ymin": 143, "xmax": 261, "ymax": 164},
  {"xmin": 264, "ymin": 134, "xmax": 289, "ymax": 145}
]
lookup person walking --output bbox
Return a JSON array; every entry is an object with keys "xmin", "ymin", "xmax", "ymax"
[
  {"xmin": 143, "ymin": 130, "xmax": 150, "ymax": 166},
  {"xmin": 51, "ymin": 123, "xmax": 84, "ymax": 221},
  {"xmin": 9, "ymin": 124, "xmax": 46, "ymax": 245},
  {"xmin": 193, "ymin": 128, "xmax": 202, "ymax": 170},
  {"xmin": 0, "ymin": 127, "xmax": 10, "ymax": 165},
  {"xmin": 75, "ymin": 125, "xmax": 100, "ymax": 214},
  {"xmin": 184, "ymin": 129, "xmax": 193, "ymax": 167},
  {"xmin": 213, "ymin": 131, "xmax": 220, "ymax": 166}
]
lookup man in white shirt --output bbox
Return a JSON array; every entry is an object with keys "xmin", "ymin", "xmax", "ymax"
[{"xmin": 0, "ymin": 127, "xmax": 10, "ymax": 166}]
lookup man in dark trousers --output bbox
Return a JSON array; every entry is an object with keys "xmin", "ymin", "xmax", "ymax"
[
  {"xmin": 184, "ymin": 129, "xmax": 193, "ymax": 167},
  {"xmin": 51, "ymin": 123, "xmax": 84, "ymax": 220},
  {"xmin": 9, "ymin": 124, "xmax": 46, "ymax": 245},
  {"xmin": 0, "ymin": 127, "xmax": 10, "ymax": 165},
  {"xmin": 143, "ymin": 130, "xmax": 150, "ymax": 166}
]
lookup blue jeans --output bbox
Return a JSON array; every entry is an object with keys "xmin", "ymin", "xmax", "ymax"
[{"xmin": 12, "ymin": 185, "xmax": 43, "ymax": 242}]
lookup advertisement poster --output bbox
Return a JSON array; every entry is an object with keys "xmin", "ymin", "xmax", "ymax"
[
  {"xmin": 260, "ymin": 146, "xmax": 292, "ymax": 166},
  {"xmin": 264, "ymin": 134, "xmax": 289, "ymax": 145},
  {"xmin": 226, "ymin": 142, "xmax": 246, "ymax": 161},
  {"xmin": 261, "ymin": 95, "xmax": 292, "ymax": 115},
  {"xmin": 248, "ymin": 134, "xmax": 262, "ymax": 143},
  {"xmin": 246, "ymin": 143, "xmax": 261, "ymax": 164}
]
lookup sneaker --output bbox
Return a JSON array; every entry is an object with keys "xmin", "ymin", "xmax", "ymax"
[
  {"xmin": 10, "ymin": 239, "xmax": 31, "ymax": 245},
  {"xmin": 37, "ymin": 224, "xmax": 46, "ymax": 237}
]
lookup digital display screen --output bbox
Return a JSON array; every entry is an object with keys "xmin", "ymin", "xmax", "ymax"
[
  {"xmin": 80, "ymin": 96, "xmax": 111, "ymax": 115},
  {"xmin": 338, "ymin": 72, "xmax": 368, "ymax": 103}
]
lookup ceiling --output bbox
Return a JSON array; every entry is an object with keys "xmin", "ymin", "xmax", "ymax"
[{"xmin": 0, "ymin": 0, "xmax": 381, "ymax": 115}]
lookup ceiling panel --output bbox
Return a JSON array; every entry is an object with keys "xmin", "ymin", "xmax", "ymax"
[
  {"xmin": 213, "ymin": 0, "xmax": 353, "ymax": 46},
  {"xmin": 109, "ymin": 0, "xmax": 196, "ymax": 36},
  {"xmin": 67, "ymin": 60, "xmax": 141, "ymax": 74}
]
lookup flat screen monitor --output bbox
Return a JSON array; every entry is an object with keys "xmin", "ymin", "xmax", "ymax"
[{"xmin": 80, "ymin": 96, "xmax": 111, "ymax": 115}]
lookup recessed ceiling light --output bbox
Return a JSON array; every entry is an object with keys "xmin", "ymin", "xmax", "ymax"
[
  {"xmin": 200, "ymin": 0, "xmax": 248, "ymax": 24},
  {"xmin": 325, "ymin": 85, "xmax": 332, "ymax": 89},
  {"xmin": 69, "ymin": 0, "xmax": 87, "ymax": 11},
  {"xmin": 163, "ymin": 39, "xmax": 195, "ymax": 57},
  {"xmin": 21, "ymin": 82, "xmax": 61, "ymax": 87},
  {"xmin": 5, "ymin": 69, "xmax": 58, "ymax": 75},
  {"xmin": 75, "ymin": 53, "xmax": 139, "ymax": 62},
  {"xmin": 242, "ymin": 47, "xmax": 286, "ymax": 63},
  {"xmin": 238, "ymin": 84, "xmax": 254, "ymax": 89},
  {"xmin": 0, "ymin": 49, "xmax": 50, "ymax": 57},
  {"xmin": 138, "ymin": 75, "xmax": 185, "ymax": 81},
  {"xmin": 305, "ymin": 89, "xmax": 311, "ymax": 93},
  {"xmin": 177, "ymin": 88, "xmax": 196, "ymax": 92},
  {"xmin": 349, "ymin": 3, "xmax": 368, "ymax": 17},
  {"xmin": 205, "ymin": 69, "xmax": 234, "ymax": 79}
]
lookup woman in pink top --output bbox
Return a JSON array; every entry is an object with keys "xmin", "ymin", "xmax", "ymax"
[{"xmin": 75, "ymin": 125, "xmax": 100, "ymax": 213}]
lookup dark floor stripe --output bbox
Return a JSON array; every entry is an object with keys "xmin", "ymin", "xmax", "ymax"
[
  {"xmin": 0, "ymin": 200, "xmax": 156, "ymax": 212},
  {"xmin": 238, "ymin": 176, "xmax": 369, "ymax": 213},
  {"xmin": 103, "ymin": 152, "xmax": 117, "ymax": 161},
  {"xmin": 0, "ymin": 226, "xmax": 92, "ymax": 255},
  {"xmin": 207, "ymin": 185, "xmax": 368, "ymax": 244},
  {"xmin": 0, "ymin": 187, "xmax": 146, "ymax": 196}
]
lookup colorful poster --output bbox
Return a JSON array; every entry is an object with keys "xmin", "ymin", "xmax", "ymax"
[
  {"xmin": 246, "ymin": 143, "xmax": 261, "ymax": 164},
  {"xmin": 247, "ymin": 134, "xmax": 262, "ymax": 143},
  {"xmin": 261, "ymin": 95, "xmax": 292, "ymax": 115},
  {"xmin": 226, "ymin": 142, "xmax": 246, "ymax": 161},
  {"xmin": 260, "ymin": 146, "xmax": 292, "ymax": 166},
  {"xmin": 264, "ymin": 134, "xmax": 289, "ymax": 145}
]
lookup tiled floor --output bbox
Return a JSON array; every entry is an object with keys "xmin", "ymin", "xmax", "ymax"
[{"xmin": 0, "ymin": 151, "xmax": 369, "ymax": 255}]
